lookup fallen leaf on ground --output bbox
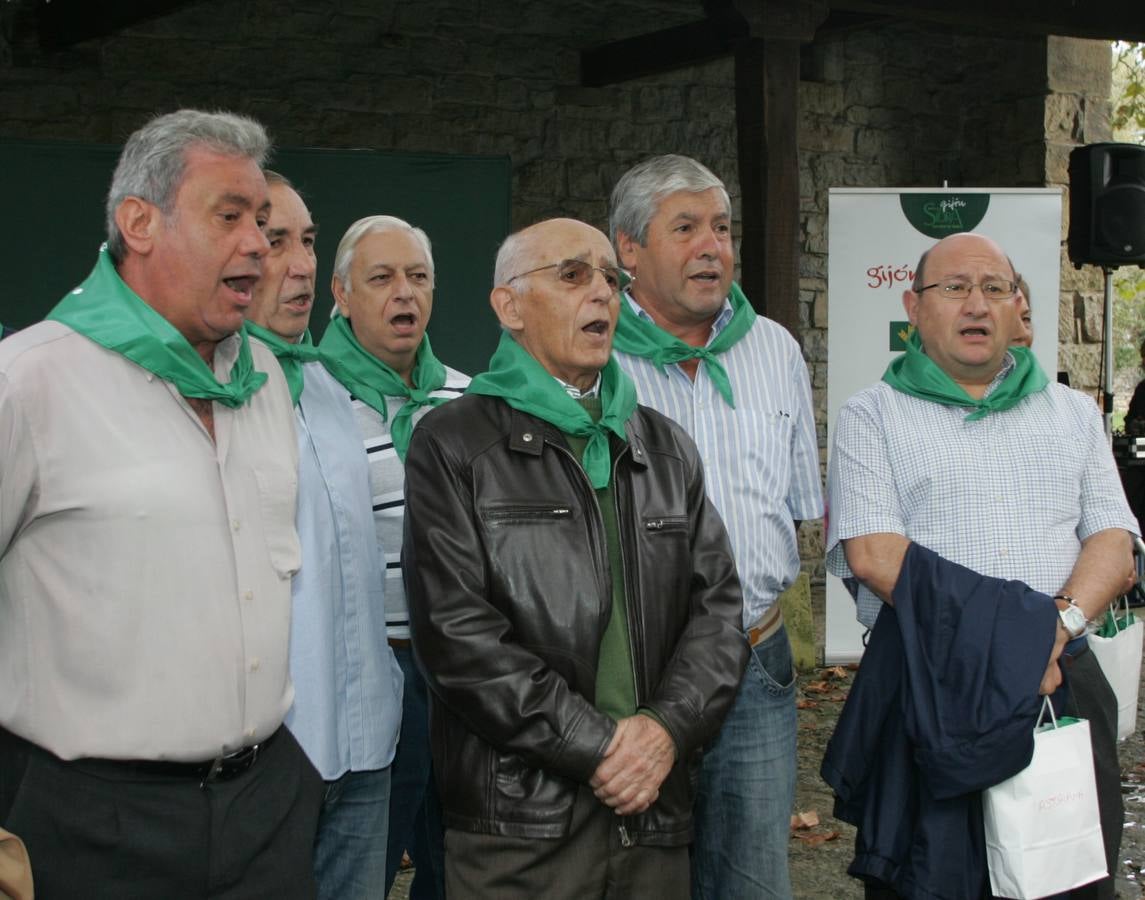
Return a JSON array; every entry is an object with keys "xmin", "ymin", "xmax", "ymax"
[
  {"xmin": 825, "ymin": 666, "xmax": 850, "ymax": 679},
  {"xmin": 792, "ymin": 830, "xmax": 841, "ymax": 847},
  {"xmin": 804, "ymin": 681, "xmax": 831, "ymax": 694},
  {"xmin": 796, "ymin": 699, "xmax": 819, "ymax": 709},
  {"xmin": 791, "ymin": 810, "xmax": 820, "ymax": 830}
]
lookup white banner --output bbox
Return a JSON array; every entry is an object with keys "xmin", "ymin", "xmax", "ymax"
[{"xmin": 825, "ymin": 188, "xmax": 1063, "ymax": 663}]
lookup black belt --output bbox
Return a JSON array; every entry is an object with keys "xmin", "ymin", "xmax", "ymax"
[{"xmin": 77, "ymin": 727, "xmax": 280, "ymax": 787}]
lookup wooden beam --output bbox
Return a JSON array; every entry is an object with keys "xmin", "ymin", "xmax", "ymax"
[
  {"xmin": 826, "ymin": 0, "xmax": 1145, "ymax": 42},
  {"xmin": 36, "ymin": 0, "xmax": 209, "ymax": 49},
  {"xmin": 580, "ymin": 16, "xmax": 747, "ymax": 87},
  {"xmin": 735, "ymin": 36, "xmax": 802, "ymax": 337}
]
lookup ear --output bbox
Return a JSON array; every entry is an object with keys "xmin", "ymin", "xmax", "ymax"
[
  {"xmin": 331, "ymin": 275, "xmax": 352, "ymax": 319},
  {"xmin": 902, "ymin": 288, "xmax": 920, "ymax": 326},
  {"xmin": 615, "ymin": 230, "xmax": 640, "ymax": 272},
  {"xmin": 114, "ymin": 197, "xmax": 158, "ymax": 255},
  {"xmin": 490, "ymin": 285, "xmax": 524, "ymax": 334}
]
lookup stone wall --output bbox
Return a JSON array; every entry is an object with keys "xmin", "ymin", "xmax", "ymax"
[{"xmin": 0, "ymin": 1, "xmax": 1114, "ymax": 580}]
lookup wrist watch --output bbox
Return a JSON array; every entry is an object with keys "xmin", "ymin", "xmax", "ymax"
[{"xmin": 1054, "ymin": 594, "xmax": 1088, "ymax": 639}]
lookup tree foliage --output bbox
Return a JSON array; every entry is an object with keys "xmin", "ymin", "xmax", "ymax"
[{"xmin": 1111, "ymin": 42, "xmax": 1145, "ymax": 402}]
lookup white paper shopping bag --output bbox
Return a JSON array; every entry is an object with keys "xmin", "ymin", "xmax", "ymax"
[
  {"xmin": 982, "ymin": 697, "xmax": 1106, "ymax": 899},
  {"xmin": 1088, "ymin": 600, "xmax": 1143, "ymax": 740}
]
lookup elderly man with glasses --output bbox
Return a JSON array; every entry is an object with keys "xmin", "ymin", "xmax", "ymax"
[
  {"xmin": 401, "ymin": 217, "xmax": 749, "ymax": 899},
  {"xmin": 824, "ymin": 231, "xmax": 1137, "ymax": 899}
]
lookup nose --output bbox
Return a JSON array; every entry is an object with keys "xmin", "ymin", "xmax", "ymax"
[
  {"xmin": 243, "ymin": 219, "xmax": 271, "ymax": 259},
  {"xmin": 587, "ymin": 268, "xmax": 616, "ymax": 303},
  {"xmin": 962, "ymin": 283, "xmax": 990, "ymax": 315},
  {"xmin": 288, "ymin": 241, "xmax": 317, "ymax": 281},
  {"xmin": 695, "ymin": 224, "xmax": 722, "ymax": 260}
]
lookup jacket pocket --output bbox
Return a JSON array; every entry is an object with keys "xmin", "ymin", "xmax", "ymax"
[
  {"xmin": 643, "ymin": 515, "xmax": 689, "ymax": 533},
  {"xmin": 483, "ymin": 502, "xmax": 575, "ymax": 526}
]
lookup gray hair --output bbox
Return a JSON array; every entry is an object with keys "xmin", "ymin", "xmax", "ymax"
[
  {"xmin": 106, "ymin": 109, "xmax": 270, "ymax": 262},
  {"xmin": 492, "ymin": 229, "xmax": 533, "ymax": 288},
  {"xmin": 332, "ymin": 215, "xmax": 435, "ymax": 293},
  {"xmin": 263, "ymin": 169, "xmax": 295, "ymax": 190},
  {"xmin": 608, "ymin": 154, "xmax": 730, "ymax": 249}
]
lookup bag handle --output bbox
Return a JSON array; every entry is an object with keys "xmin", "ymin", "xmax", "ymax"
[
  {"xmin": 1035, "ymin": 695, "xmax": 1059, "ymax": 731},
  {"xmin": 1105, "ymin": 594, "xmax": 1131, "ymax": 634}
]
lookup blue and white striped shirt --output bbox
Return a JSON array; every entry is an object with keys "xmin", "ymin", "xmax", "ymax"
[
  {"xmin": 351, "ymin": 365, "xmax": 469, "ymax": 641},
  {"xmin": 614, "ymin": 293, "xmax": 823, "ymax": 629},
  {"xmin": 826, "ymin": 357, "xmax": 1140, "ymax": 629}
]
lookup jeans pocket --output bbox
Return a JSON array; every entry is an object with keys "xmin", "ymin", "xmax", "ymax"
[{"xmin": 751, "ymin": 628, "xmax": 795, "ymax": 695}]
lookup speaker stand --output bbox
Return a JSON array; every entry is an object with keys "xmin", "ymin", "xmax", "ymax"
[{"xmin": 1103, "ymin": 266, "xmax": 1115, "ymax": 442}]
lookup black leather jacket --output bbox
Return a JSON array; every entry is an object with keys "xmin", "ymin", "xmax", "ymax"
[{"xmin": 403, "ymin": 393, "xmax": 749, "ymax": 846}]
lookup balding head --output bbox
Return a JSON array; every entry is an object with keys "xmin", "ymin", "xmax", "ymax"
[
  {"xmin": 490, "ymin": 218, "xmax": 622, "ymax": 392},
  {"xmin": 903, "ymin": 231, "xmax": 1023, "ymax": 397}
]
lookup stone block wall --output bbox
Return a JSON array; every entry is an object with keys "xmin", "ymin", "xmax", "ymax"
[{"xmin": 0, "ymin": 1, "xmax": 1114, "ymax": 581}]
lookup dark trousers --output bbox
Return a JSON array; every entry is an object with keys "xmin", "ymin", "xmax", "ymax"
[
  {"xmin": 384, "ymin": 644, "xmax": 446, "ymax": 900},
  {"xmin": 444, "ymin": 786, "xmax": 689, "ymax": 900},
  {"xmin": 0, "ymin": 725, "xmax": 324, "ymax": 900},
  {"xmin": 863, "ymin": 646, "xmax": 1122, "ymax": 900}
]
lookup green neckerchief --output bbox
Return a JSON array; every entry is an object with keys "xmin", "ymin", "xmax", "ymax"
[
  {"xmin": 318, "ymin": 314, "xmax": 448, "ymax": 461},
  {"xmin": 244, "ymin": 323, "xmax": 321, "ymax": 406},
  {"xmin": 48, "ymin": 245, "xmax": 267, "ymax": 407},
  {"xmin": 882, "ymin": 330, "xmax": 1049, "ymax": 420},
  {"xmin": 611, "ymin": 280, "xmax": 756, "ymax": 408},
  {"xmin": 467, "ymin": 332, "xmax": 637, "ymax": 489}
]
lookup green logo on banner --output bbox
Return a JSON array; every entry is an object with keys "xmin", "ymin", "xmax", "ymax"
[
  {"xmin": 889, "ymin": 321, "xmax": 914, "ymax": 351},
  {"xmin": 899, "ymin": 194, "xmax": 989, "ymax": 238}
]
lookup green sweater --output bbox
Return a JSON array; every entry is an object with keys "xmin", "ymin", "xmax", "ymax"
[{"xmin": 563, "ymin": 397, "xmax": 636, "ymax": 721}]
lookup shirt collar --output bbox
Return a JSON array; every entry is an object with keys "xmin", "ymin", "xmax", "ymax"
[
  {"xmin": 982, "ymin": 352, "xmax": 1016, "ymax": 399},
  {"xmin": 623, "ymin": 290, "xmax": 735, "ymax": 348},
  {"xmin": 555, "ymin": 373, "xmax": 601, "ymax": 399}
]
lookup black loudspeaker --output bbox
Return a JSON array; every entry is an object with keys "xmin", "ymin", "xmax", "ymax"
[{"xmin": 1068, "ymin": 142, "xmax": 1145, "ymax": 268}]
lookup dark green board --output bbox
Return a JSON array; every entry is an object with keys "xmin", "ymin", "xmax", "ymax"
[{"xmin": 0, "ymin": 140, "xmax": 511, "ymax": 375}]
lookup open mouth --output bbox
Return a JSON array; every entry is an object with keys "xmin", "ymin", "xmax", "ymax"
[
  {"xmin": 390, "ymin": 312, "xmax": 418, "ymax": 333},
  {"xmin": 960, "ymin": 326, "xmax": 990, "ymax": 337},
  {"xmin": 223, "ymin": 275, "xmax": 258, "ymax": 302},
  {"xmin": 582, "ymin": 319, "xmax": 610, "ymax": 336},
  {"xmin": 689, "ymin": 270, "xmax": 721, "ymax": 284},
  {"xmin": 285, "ymin": 292, "xmax": 313, "ymax": 311}
]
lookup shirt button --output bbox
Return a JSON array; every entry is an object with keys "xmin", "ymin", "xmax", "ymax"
[
  {"xmin": 522, "ymin": 432, "xmax": 533, "ymax": 442},
  {"xmin": 249, "ymin": 658, "xmax": 260, "ymax": 672},
  {"xmin": 245, "ymin": 728, "xmax": 256, "ymax": 740},
  {"xmin": 998, "ymin": 548, "xmax": 1008, "ymax": 557},
  {"xmin": 232, "ymin": 519, "xmax": 241, "ymax": 532},
  {"xmin": 243, "ymin": 590, "xmax": 254, "ymax": 602}
]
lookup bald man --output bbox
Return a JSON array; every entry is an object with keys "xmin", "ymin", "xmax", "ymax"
[
  {"xmin": 826, "ymin": 232, "xmax": 1138, "ymax": 899},
  {"xmin": 401, "ymin": 218, "xmax": 749, "ymax": 899}
]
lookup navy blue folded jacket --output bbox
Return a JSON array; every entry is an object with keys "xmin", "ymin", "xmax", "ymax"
[{"xmin": 821, "ymin": 542, "xmax": 1061, "ymax": 899}]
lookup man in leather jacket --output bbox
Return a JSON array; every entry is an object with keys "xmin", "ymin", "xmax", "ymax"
[{"xmin": 402, "ymin": 217, "xmax": 750, "ymax": 899}]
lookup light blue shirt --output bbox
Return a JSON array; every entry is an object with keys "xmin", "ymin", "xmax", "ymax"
[
  {"xmin": 614, "ymin": 294, "xmax": 823, "ymax": 628},
  {"xmin": 826, "ymin": 358, "xmax": 1140, "ymax": 629},
  {"xmin": 285, "ymin": 362, "xmax": 403, "ymax": 780}
]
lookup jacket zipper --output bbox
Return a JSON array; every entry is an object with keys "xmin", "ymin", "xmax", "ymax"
[{"xmin": 555, "ymin": 439, "xmax": 642, "ymax": 853}]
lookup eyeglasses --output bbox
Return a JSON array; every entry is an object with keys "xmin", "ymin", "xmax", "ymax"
[
  {"xmin": 506, "ymin": 259, "xmax": 631, "ymax": 293},
  {"xmin": 915, "ymin": 279, "xmax": 1019, "ymax": 302}
]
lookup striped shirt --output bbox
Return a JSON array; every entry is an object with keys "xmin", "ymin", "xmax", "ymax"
[
  {"xmin": 613, "ymin": 294, "xmax": 823, "ymax": 629},
  {"xmin": 826, "ymin": 357, "xmax": 1140, "ymax": 628},
  {"xmin": 350, "ymin": 365, "xmax": 469, "ymax": 640}
]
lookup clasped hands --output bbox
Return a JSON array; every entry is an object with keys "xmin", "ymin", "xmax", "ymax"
[{"xmin": 589, "ymin": 714, "xmax": 676, "ymax": 816}]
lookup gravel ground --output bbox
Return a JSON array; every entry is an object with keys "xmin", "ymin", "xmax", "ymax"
[{"xmin": 391, "ymin": 587, "xmax": 1145, "ymax": 899}]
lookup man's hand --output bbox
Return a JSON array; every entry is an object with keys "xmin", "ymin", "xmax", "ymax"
[
  {"xmin": 1039, "ymin": 619, "xmax": 1069, "ymax": 696},
  {"xmin": 589, "ymin": 715, "xmax": 675, "ymax": 816}
]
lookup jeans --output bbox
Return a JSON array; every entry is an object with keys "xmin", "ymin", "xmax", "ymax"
[
  {"xmin": 384, "ymin": 645, "xmax": 446, "ymax": 900},
  {"xmin": 313, "ymin": 767, "xmax": 391, "ymax": 900},
  {"xmin": 691, "ymin": 623, "xmax": 797, "ymax": 900}
]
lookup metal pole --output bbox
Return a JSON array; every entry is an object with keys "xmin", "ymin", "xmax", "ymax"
[{"xmin": 1104, "ymin": 267, "xmax": 1115, "ymax": 442}]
